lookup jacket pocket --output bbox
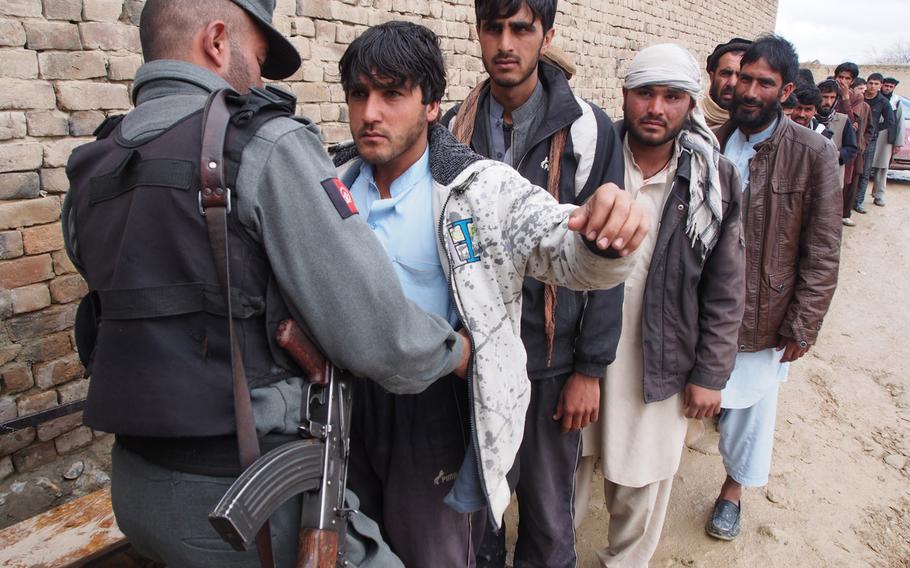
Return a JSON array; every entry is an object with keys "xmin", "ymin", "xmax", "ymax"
[
  {"xmin": 771, "ymin": 178, "xmax": 808, "ymax": 194},
  {"xmin": 764, "ymin": 269, "xmax": 796, "ymax": 337},
  {"xmin": 767, "ymin": 269, "xmax": 796, "ymax": 294}
]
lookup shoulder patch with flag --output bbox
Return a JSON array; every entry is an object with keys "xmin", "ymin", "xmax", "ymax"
[{"xmin": 321, "ymin": 178, "xmax": 358, "ymax": 219}]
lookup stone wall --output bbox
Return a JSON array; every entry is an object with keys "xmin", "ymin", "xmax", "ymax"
[{"xmin": 0, "ymin": 0, "xmax": 777, "ymax": 480}]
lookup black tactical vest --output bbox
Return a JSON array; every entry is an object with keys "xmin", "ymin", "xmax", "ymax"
[{"xmin": 67, "ymin": 87, "xmax": 301, "ymax": 438}]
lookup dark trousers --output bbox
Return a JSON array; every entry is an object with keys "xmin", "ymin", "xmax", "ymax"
[
  {"xmin": 477, "ymin": 375, "xmax": 582, "ymax": 568},
  {"xmin": 855, "ymin": 140, "xmax": 878, "ymax": 207},
  {"xmin": 347, "ymin": 374, "xmax": 484, "ymax": 567},
  {"xmin": 843, "ymin": 155, "xmax": 861, "ymax": 218},
  {"xmin": 111, "ymin": 442, "xmax": 303, "ymax": 568}
]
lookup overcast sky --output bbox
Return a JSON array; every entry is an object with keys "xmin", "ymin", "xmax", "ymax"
[{"xmin": 775, "ymin": 0, "xmax": 908, "ymax": 64}]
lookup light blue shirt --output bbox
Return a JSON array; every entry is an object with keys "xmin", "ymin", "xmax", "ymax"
[
  {"xmin": 723, "ymin": 117, "xmax": 778, "ymax": 187},
  {"xmin": 720, "ymin": 117, "xmax": 789, "ymax": 409},
  {"xmin": 348, "ymin": 147, "xmax": 455, "ymax": 326},
  {"xmin": 349, "ymin": 149, "xmax": 485, "ymax": 512}
]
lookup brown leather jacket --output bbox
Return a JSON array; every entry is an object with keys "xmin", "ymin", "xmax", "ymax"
[{"xmin": 716, "ymin": 113, "xmax": 842, "ymax": 352}]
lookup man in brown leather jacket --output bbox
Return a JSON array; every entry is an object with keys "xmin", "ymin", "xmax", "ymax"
[{"xmin": 705, "ymin": 35, "xmax": 842, "ymax": 541}]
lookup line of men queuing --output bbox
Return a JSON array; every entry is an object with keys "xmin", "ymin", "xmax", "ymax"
[
  {"xmin": 736, "ymin": 54, "xmax": 904, "ymax": 228},
  {"xmin": 60, "ymin": 0, "xmax": 845, "ymax": 567}
]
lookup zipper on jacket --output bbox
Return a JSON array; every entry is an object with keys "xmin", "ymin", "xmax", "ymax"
[
  {"xmin": 452, "ymin": 171, "xmax": 478, "ymax": 195},
  {"xmin": 750, "ymin": 150, "xmax": 771, "ymax": 350},
  {"xmin": 436, "ymin": 180, "xmax": 495, "ymax": 526}
]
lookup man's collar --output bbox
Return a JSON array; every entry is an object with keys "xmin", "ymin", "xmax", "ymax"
[
  {"xmin": 736, "ymin": 115, "xmax": 779, "ymax": 143},
  {"xmin": 334, "ymin": 125, "xmax": 484, "ymax": 187},
  {"xmin": 132, "ymin": 60, "xmax": 232, "ymax": 105},
  {"xmin": 621, "ymin": 130, "xmax": 688, "ymax": 183},
  {"xmin": 489, "ymin": 80, "xmax": 545, "ymax": 126}
]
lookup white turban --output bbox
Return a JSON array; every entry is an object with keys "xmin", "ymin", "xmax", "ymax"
[
  {"xmin": 623, "ymin": 43, "xmax": 724, "ymax": 260},
  {"xmin": 624, "ymin": 43, "xmax": 703, "ymax": 98}
]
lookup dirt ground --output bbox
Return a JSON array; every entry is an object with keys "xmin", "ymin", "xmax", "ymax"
[{"xmin": 563, "ymin": 179, "xmax": 910, "ymax": 567}]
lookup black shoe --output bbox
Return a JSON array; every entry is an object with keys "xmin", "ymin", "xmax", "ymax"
[
  {"xmin": 706, "ymin": 499, "xmax": 741, "ymax": 541},
  {"xmin": 854, "ymin": 205, "xmax": 867, "ymax": 214}
]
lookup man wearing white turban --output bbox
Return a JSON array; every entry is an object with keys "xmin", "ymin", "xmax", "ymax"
[{"xmin": 574, "ymin": 43, "xmax": 746, "ymax": 567}]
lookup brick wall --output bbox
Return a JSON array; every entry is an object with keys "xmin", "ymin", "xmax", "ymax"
[{"xmin": 0, "ymin": 0, "xmax": 777, "ymax": 479}]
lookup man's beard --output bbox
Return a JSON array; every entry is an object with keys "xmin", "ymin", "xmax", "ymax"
[
  {"xmin": 626, "ymin": 113, "xmax": 686, "ymax": 148},
  {"xmin": 731, "ymin": 95, "xmax": 780, "ymax": 130},
  {"xmin": 225, "ymin": 39, "xmax": 253, "ymax": 94},
  {"xmin": 792, "ymin": 114, "xmax": 811, "ymax": 128},
  {"xmin": 709, "ymin": 81, "xmax": 734, "ymax": 110},
  {"xmin": 357, "ymin": 115, "xmax": 428, "ymax": 167}
]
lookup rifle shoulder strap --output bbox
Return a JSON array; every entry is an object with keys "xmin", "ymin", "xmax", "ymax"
[{"xmin": 199, "ymin": 88, "xmax": 275, "ymax": 568}]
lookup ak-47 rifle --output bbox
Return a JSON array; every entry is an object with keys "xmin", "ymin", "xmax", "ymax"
[{"xmin": 209, "ymin": 319, "xmax": 352, "ymax": 568}]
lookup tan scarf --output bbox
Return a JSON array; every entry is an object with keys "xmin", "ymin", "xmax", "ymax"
[
  {"xmin": 701, "ymin": 94, "xmax": 730, "ymax": 129},
  {"xmin": 451, "ymin": 77, "xmax": 569, "ymax": 367}
]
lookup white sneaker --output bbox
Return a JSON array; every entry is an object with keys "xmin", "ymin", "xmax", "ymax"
[{"xmin": 842, "ymin": 218, "xmax": 856, "ymax": 227}]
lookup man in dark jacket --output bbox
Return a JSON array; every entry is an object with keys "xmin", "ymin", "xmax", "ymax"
[
  {"xmin": 706, "ymin": 35, "xmax": 842, "ymax": 541},
  {"xmin": 855, "ymin": 72, "xmax": 895, "ymax": 212},
  {"xmin": 441, "ymin": 1, "xmax": 625, "ymax": 566},
  {"xmin": 573, "ymin": 43, "xmax": 745, "ymax": 566}
]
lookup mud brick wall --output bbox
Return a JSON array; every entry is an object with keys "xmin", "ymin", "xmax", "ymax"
[{"xmin": 0, "ymin": 0, "xmax": 777, "ymax": 479}]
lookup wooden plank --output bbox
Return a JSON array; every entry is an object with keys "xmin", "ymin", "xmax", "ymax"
[{"xmin": 0, "ymin": 487, "xmax": 127, "ymax": 568}]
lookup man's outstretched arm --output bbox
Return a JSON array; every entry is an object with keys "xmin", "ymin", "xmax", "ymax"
[{"xmin": 240, "ymin": 122, "xmax": 466, "ymax": 394}]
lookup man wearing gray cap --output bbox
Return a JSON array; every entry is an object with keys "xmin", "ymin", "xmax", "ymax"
[
  {"xmin": 62, "ymin": 1, "xmax": 472, "ymax": 566},
  {"xmin": 574, "ymin": 43, "xmax": 745, "ymax": 566}
]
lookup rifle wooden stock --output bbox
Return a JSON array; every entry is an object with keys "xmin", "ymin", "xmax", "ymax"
[
  {"xmin": 276, "ymin": 320, "xmax": 328, "ymax": 385},
  {"xmin": 297, "ymin": 528, "xmax": 338, "ymax": 568}
]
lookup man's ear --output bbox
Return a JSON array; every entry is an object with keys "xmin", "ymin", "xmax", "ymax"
[
  {"xmin": 198, "ymin": 20, "xmax": 231, "ymax": 75},
  {"xmin": 540, "ymin": 27, "xmax": 555, "ymax": 55},
  {"xmin": 779, "ymin": 81, "xmax": 795, "ymax": 103},
  {"xmin": 426, "ymin": 100, "xmax": 441, "ymax": 123}
]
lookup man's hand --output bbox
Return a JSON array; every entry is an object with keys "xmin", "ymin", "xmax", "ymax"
[
  {"xmin": 839, "ymin": 81, "xmax": 851, "ymax": 102},
  {"xmin": 776, "ymin": 336, "xmax": 809, "ymax": 363},
  {"xmin": 553, "ymin": 372, "xmax": 600, "ymax": 433},
  {"xmin": 452, "ymin": 329, "xmax": 472, "ymax": 379},
  {"xmin": 568, "ymin": 183, "xmax": 649, "ymax": 257},
  {"xmin": 683, "ymin": 384, "xmax": 721, "ymax": 419}
]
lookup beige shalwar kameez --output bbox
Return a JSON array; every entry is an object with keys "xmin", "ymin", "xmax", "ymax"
[{"xmin": 575, "ymin": 138, "xmax": 689, "ymax": 568}]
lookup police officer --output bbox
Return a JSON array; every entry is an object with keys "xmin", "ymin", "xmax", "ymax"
[{"xmin": 62, "ymin": 1, "xmax": 469, "ymax": 566}]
